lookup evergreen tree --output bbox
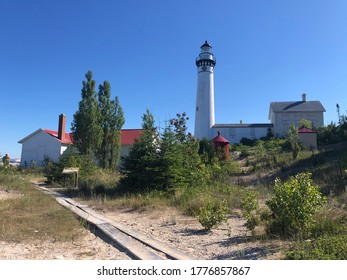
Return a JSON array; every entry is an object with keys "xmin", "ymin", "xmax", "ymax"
[
  {"xmin": 170, "ymin": 112, "xmax": 209, "ymax": 187},
  {"xmin": 120, "ymin": 111, "xmax": 210, "ymax": 193},
  {"xmin": 71, "ymin": 71, "xmax": 102, "ymax": 157},
  {"xmin": 120, "ymin": 109, "xmax": 161, "ymax": 192},
  {"xmin": 159, "ymin": 124, "xmax": 185, "ymax": 190}
]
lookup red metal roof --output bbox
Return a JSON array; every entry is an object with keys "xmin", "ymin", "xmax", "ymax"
[
  {"xmin": 298, "ymin": 127, "xmax": 317, "ymax": 133},
  {"xmin": 121, "ymin": 129, "xmax": 144, "ymax": 145},
  {"xmin": 43, "ymin": 129, "xmax": 74, "ymax": 145},
  {"xmin": 42, "ymin": 129, "xmax": 143, "ymax": 146},
  {"xmin": 212, "ymin": 131, "xmax": 230, "ymax": 143}
]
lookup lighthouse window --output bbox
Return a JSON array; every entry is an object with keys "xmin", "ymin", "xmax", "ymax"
[{"xmin": 196, "ymin": 106, "xmax": 199, "ymax": 111}]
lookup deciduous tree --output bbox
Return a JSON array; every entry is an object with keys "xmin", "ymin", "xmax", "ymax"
[
  {"xmin": 98, "ymin": 82, "xmax": 125, "ymax": 169},
  {"xmin": 71, "ymin": 71, "xmax": 102, "ymax": 157}
]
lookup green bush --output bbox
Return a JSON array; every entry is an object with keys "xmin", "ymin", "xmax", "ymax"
[
  {"xmin": 197, "ymin": 200, "xmax": 228, "ymax": 231},
  {"xmin": 266, "ymin": 172, "xmax": 326, "ymax": 238},
  {"xmin": 44, "ymin": 146, "xmax": 96, "ymax": 184},
  {"xmin": 238, "ymin": 144, "xmax": 251, "ymax": 158},
  {"xmin": 240, "ymin": 190, "xmax": 259, "ymax": 230},
  {"xmin": 286, "ymin": 234, "xmax": 347, "ymax": 260}
]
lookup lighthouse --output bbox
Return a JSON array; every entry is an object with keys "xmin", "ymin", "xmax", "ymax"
[{"xmin": 194, "ymin": 41, "xmax": 216, "ymax": 140}]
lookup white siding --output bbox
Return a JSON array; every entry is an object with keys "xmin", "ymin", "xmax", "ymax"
[
  {"xmin": 212, "ymin": 127, "xmax": 269, "ymax": 144},
  {"xmin": 120, "ymin": 145, "xmax": 132, "ymax": 159},
  {"xmin": 273, "ymin": 111, "xmax": 324, "ymax": 137},
  {"xmin": 20, "ymin": 131, "xmax": 62, "ymax": 166}
]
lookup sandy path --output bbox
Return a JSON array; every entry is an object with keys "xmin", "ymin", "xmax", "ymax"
[{"xmin": 0, "ymin": 190, "xmax": 285, "ymax": 260}]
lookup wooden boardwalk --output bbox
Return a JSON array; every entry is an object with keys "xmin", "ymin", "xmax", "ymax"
[{"xmin": 36, "ymin": 186, "xmax": 192, "ymax": 260}]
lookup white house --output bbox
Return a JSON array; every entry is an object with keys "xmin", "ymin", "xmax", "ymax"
[
  {"xmin": 269, "ymin": 94, "xmax": 325, "ymax": 137},
  {"xmin": 18, "ymin": 114, "xmax": 143, "ymax": 167},
  {"xmin": 18, "ymin": 114, "xmax": 72, "ymax": 166}
]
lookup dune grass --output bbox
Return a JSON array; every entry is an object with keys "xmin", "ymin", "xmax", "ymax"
[{"xmin": 0, "ymin": 173, "xmax": 85, "ymax": 242}]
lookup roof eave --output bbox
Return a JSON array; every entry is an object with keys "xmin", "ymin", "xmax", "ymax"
[{"xmin": 18, "ymin": 128, "xmax": 44, "ymax": 144}]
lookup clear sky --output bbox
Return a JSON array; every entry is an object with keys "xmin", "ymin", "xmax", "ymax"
[{"xmin": 1, "ymin": 0, "xmax": 346, "ymax": 159}]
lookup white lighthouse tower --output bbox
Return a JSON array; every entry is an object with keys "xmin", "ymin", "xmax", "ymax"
[{"xmin": 194, "ymin": 41, "xmax": 216, "ymax": 140}]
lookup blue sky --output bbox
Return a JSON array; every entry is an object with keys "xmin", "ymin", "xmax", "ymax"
[{"xmin": 1, "ymin": 0, "xmax": 346, "ymax": 158}]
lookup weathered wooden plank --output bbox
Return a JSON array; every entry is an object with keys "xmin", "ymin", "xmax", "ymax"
[
  {"xmin": 97, "ymin": 223, "xmax": 164, "ymax": 260},
  {"xmin": 55, "ymin": 197, "xmax": 106, "ymax": 226},
  {"xmin": 35, "ymin": 185, "xmax": 192, "ymax": 260},
  {"xmin": 62, "ymin": 168, "xmax": 79, "ymax": 174},
  {"xmin": 80, "ymin": 206, "xmax": 192, "ymax": 260}
]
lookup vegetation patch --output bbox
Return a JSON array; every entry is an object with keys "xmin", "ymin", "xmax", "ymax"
[
  {"xmin": 266, "ymin": 172, "xmax": 326, "ymax": 238},
  {"xmin": 0, "ymin": 173, "xmax": 84, "ymax": 242}
]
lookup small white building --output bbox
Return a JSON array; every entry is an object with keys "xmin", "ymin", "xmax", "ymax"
[
  {"xmin": 298, "ymin": 127, "xmax": 318, "ymax": 151},
  {"xmin": 18, "ymin": 114, "xmax": 143, "ymax": 167},
  {"xmin": 18, "ymin": 114, "xmax": 72, "ymax": 166}
]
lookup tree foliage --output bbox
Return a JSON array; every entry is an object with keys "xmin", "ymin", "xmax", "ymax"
[
  {"xmin": 287, "ymin": 123, "xmax": 302, "ymax": 159},
  {"xmin": 317, "ymin": 104, "xmax": 347, "ymax": 145},
  {"xmin": 71, "ymin": 71, "xmax": 124, "ymax": 168},
  {"xmin": 98, "ymin": 82, "xmax": 125, "ymax": 169},
  {"xmin": 298, "ymin": 119, "xmax": 313, "ymax": 129},
  {"xmin": 120, "ymin": 111, "xmax": 214, "ymax": 193},
  {"xmin": 120, "ymin": 109, "xmax": 161, "ymax": 192},
  {"xmin": 71, "ymin": 71, "xmax": 102, "ymax": 157}
]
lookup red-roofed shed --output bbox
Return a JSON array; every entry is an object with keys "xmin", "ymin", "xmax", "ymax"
[
  {"xmin": 212, "ymin": 131, "xmax": 230, "ymax": 160},
  {"xmin": 298, "ymin": 127, "xmax": 317, "ymax": 151}
]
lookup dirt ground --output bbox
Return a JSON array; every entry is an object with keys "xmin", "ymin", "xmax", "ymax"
[
  {"xmin": 101, "ymin": 206, "xmax": 286, "ymax": 260},
  {"xmin": 0, "ymin": 190, "xmax": 286, "ymax": 260}
]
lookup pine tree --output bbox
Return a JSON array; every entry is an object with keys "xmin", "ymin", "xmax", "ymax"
[
  {"xmin": 170, "ymin": 112, "xmax": 209, "ymax": 187},
  {"xmin": 71, "ymin": 71, "xmax": 102, "ymax": 157},
  {"xmin": 159, "ymin": 124, "xmax": 185, "ymax": 190},
  {"xmin": 120, "ymin": 109, "xmax": 161, "ymax": 192}
]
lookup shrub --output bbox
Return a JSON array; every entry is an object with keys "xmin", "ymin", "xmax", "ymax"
[
  {"xmin": 240, "ymin": 190, "xmax": 259, "ymax": 230},
  {"xmin": 197, "ymin": 200, "xmax": 228, "ymax": 231},
  {"xmin": 239, "ymin": 144, "xmax": 250, "ymax": 158},
  {"xmin": 266, "ymin": 172, "xmax": 326, "ymax": 238},
  {"xmin": 286, "ymin": 234, "xmax": 347, "ymax": 260}
]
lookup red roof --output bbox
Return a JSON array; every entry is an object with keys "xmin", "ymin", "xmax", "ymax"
[
  {"xmin": 121, "ymin": 129, "xmax": 144, "ymax": 145},
  {"xmin": 298, "ymin": 127, "xmax": 317, "ymax": 133},
  {"xmin": 42, "ymin": 129, "xmax": 143, "ymax": 146},
  {"xmin": 212, "ymin": 131, "xmax": 230, "ymax": 143},
  {"xmin": 43, "ymin": 129, "xmax": 74, "ymax": 145}
]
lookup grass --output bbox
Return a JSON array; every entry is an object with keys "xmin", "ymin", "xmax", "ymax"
[{"xmin": 0, "ymin": 173, "xmax": 85, "ymax": 242}]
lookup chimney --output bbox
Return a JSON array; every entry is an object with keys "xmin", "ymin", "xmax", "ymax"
[
  {"xmin": 302, "ymin": 93, "xmax": 306, "ymax": 102},
  {"xmin": 58, "ymin": 114, "xmax": 66, "ymax": 141}
]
